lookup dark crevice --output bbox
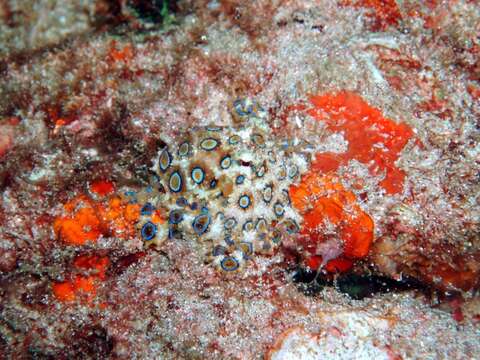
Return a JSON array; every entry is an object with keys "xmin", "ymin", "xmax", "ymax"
[{"xmin": 291, "ymin": 267, "xmax": 432, "ymax": 300}]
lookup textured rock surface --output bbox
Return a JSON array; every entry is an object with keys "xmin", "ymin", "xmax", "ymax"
[{"xmin": 0, "ymin": 0, "xmax": 479, "ymax": 358}]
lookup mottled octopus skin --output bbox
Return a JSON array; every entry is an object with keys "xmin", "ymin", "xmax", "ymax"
[{"xmin": 125, "ymin": 99, "xmax": 312, "ymax": 272}]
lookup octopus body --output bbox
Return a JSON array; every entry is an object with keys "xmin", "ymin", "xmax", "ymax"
[{"xmin": 126, "ymin": 99, "xmax": 312, "ymax": 272}]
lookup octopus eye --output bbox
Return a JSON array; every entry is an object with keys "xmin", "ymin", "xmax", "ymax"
[
  {"xmin": 220, "ymin": 155, "xmax": 232, "ymax": 169},
  {"xmin": 243, "ymin": 219, "xmax": 254, "ymax": 232},
  {"xmin": 159, "ymin": 149, "xmax": 172, "ymax": 172},
  {"xmin": 274, "ymin": 201, "xmax": 285, "ymax": 217},
  {"xmin": 283, "ymin": 219, "xmax": 299, "ymax": 234},
  {"xmin": 192, "ymin": 213, "xmax": 210, "ymax": 235},
  {"xmin": 256, "ymin": 165, "xmax": 266, "ymax": 178},
  {"xmin": 220, "ymin": 256, "xmax": 240, "ymax": 272},
  {"xmin": 169, "ymin": 210, "xmax": 184, "ymax": 224},
  {"xmin": 238, "ymin": 242, "xmax": 253, "ymax": 258},
  {"xmin": 288, "ymin": 164, "xmax": 298, "ymax": 179},
  {"xmin": 200, "ymin": 138, "xmax": 220, "ymax": 151},
  {"xmin": 141, "ymin": 221, "xmax": 157, "ymax": 241},
  {"xmin": 168, "ymin": 171, "xmax": 183, "ymax": 193},
  {"xmin": 141, "ymin": 202, "xmax": 155, "ymax": 216},
  {"xmin": 251, "ymin": 134, "xmax": 266, "ymax": 148},
  {"xmin": 263, "ymin": 185, "xmax": 273, "ymax": 203},
  {"xmin": 238, "ymin": 194, "xmax": 251, "ymax": 209},
  {"xmin": 256, "ymin": 218, "xmax": 267, "ymax": 233},
  {"xmin": 228, "ymin": 135, "xmax": 241, "ymax": 145},
  {"xmin": 235, "ymin": 175, "xmax": 245, "ymax": 185},
  {"xmin": 212, "ymin": 245, "xmax": 227, "ymax": 257},
  {"xmin": 191, "ymin": 167, "xmax": 205, "ymax": 185},
  {"xmin": 224, "ymin": 217, "xmax": 237, "ymax": 230},
  {"xmin": 178, "ymin": 142, "xmax": 190, "ymax": 157}
]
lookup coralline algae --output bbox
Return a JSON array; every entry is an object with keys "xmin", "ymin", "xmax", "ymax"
[{"xmin": 123, "ymin": 99, "xmax": 313, "ymax": 272}]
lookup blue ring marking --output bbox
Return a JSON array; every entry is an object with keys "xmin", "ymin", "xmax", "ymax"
[
  {"xmin": 200, "ymin": 138, "xmax": 219, "ymax": 151},
  {"xmin": 263, "ymin": 185, "xmax": 273, "ymax": 203},
  {"xmin": 233, "ymin": 99, "xmax": 248, "ymax": 116},
  {"xmin": 212, "ymin": 245, "xmax": 227, "ymax": 257},
  {"xmin": 284, "ymin": 219, "xmax": 299, "ymax": 234},
  {"xmin": 251, "ymin": 134, "xmax": 266, "ymax": 148},
  {"xmin": 159, "ymin": 149, "xmax": 172, "ymax": 172},
  {"xmin": 178, "ymin": 142, "xmax": 190, "ymax": 157},
  {"xmin": 243, "ymin": 219, "xmax": 254, "ymax": 232},
  {"xmin": 256, "ymin": 165, "xmax": 266, "ymax": 178},
  {"xmin": 238, "ymin": 195, "xmax": 251, "ymax": 209},
  {"xmin": 220, "ymin": 256, "xmax": 240, "ymax": 272},
  {"xmin": 271, "ymin": 229, "xmax": 282, "ymax": 244},
  {"xmin": 282, "ymin": 189, "xmax": 291, "ymax": 205},
  {"xmin": 124, "ymin": 190, "xmax": 137, "ymax": 204},
  {"xmin": 267, "ymin": 151, "xmax": 276, "ymax": 164},
  {"xmin": 238, "ymin": 242, "xmax": 253, "ymax": 258},
  {"xmin": 191, "ymin": 167, "xmax": 205, "ymax": 184},
  {"xmin": 256, "ymin": 218, "xmax": 267, "ymax": 232},
  {"xmin": 278, "ymin": 165, "xmax": 287, "ymax": 180},
  {"xmin": 141, "ymin": 221, "xmax": 157, "ymax": 241},
  {"xmin": 274, "ymin": 201, "xmax": 285, "ymax": 217},
  {"xmin": 288, "ymin": 164, "xmax": 298, "ymax": 179},
  {"xmin": 206, "ymin": 125, "xmax": 222, "ymax": 132},
  {"xmin": 228, "ymin": 135, "xmax": 241, "ymax": 145},
  {"xmin": 192, "ymin": 213, "xmax": 210, "ymax": 235},
  {"xmin": 220, "ymin": 155, "xmax": 232, "ymax": 169},
  {"xmin": 169, "ymin": 210, "xmax": 184, "ymax": 224},
  {"xmin": 224, "ymin": 217, "xmax": 237, "ymax": 230},
  {"xmin": 141, "ymin": 202, "xmax": 155, "ymax": 216},
  {"xmin": 235, "ymin": 175, "xmax": 245, "ymax": 185},
  {"xmin": 176, "ymin": 197, "xmax": 188, "ymax": 207},
  {"xmin": 224, "ymin": 235, "xmax": 234, "ymax": 246},
  {"xmin": 168, "ymin": 171, "xmax": 183, "ymax": 193}
]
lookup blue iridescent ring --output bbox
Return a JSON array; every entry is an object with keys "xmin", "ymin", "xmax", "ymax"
[
  {"xmin": 141, "ymin": 202, "xmax": 155, "ymax": 216},
  {"xmin": 220, "ymin": 256, "xmax": 240, "ymax": 272},
  {"xmin": 169, "ymin": 210, "xmax": 184, "ymax": 224},
  {"xmin": 236, "ymin": 175, "xmax": 245, "ymax": 185},
  {"xmin": 168, "ymin": 171, "xmax": 183, "ymax": 193},
  {"xmin": 192, "ymin": 213, "xmax": 210, "ymax": 235},
  {"xmin": 141, "ymin": 221, "xmax": 157, "ymax": 241}
]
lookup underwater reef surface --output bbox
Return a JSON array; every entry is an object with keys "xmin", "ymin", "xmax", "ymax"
[{"xmin": 0, "ymin": 0, "xmax": 479, "ymax": 358}]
